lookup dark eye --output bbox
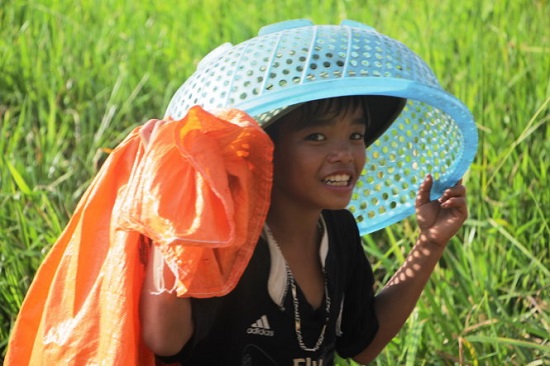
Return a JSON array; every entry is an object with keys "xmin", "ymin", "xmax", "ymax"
[
  {"xmin": 305, "ymin": 133, "xmax": 326, "ymax": 141},
  {"xmin": 351, "ymin": 132, "xmax": 365, "ymax": 141}
]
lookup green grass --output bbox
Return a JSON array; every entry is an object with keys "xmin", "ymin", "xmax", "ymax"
[{"xmin": 1, "ymin": 0, "xmax": 549, "ymax": 364}]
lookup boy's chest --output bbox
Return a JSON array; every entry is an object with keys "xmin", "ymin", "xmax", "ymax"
[
  {"xmin": 188, "ymin": 239, "xmax": 346, "ymax": 365},
  {"xmin": 191, "ymin": 265, "xmax": 340, "ymax": 365}
]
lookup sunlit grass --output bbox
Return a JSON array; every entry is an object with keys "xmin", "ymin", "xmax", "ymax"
[{"xmin": 1, "ymin": 0, "xmax": 548, "ymax": 364}]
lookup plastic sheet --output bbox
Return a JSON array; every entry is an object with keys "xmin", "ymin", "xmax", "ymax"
[{"xmin": 5, "ymin": 106, "xmax": 273, "ymax": 365}]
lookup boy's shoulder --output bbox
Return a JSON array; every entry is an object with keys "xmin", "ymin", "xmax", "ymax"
[
  {"xmin": 322, "ymin": 209, "xmax": 362, "ymax": 248},
  {"xmin": 322, "ymin": 209, "xmax": 357, "ymax": 228}
]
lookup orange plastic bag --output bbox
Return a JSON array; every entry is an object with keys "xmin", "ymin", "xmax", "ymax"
[{"xmin": 4, "ymin": 106, "xmax": 273, "ymax": 365}]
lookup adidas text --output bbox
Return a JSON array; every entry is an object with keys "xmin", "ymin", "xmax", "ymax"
[
  {"xmin": 246, "ymin": 327, "xmax": 275, "ymax": 336},
  {"xmin": 247, "ymin": 315, "xmax": 275, "ymax": 337}
]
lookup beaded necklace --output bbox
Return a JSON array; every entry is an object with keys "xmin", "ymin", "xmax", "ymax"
[{"xmin": 264, "ymin": 224, "xmax": 331, "ymax": 352}]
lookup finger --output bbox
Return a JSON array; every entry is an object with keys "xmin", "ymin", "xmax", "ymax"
[
  {"xmin": 440, "ymin": 196, "xmax": 468, "ymax": 213},
  {"xmin": 140, "ymin": 119, "xmax": 160, "ymax": 144},
  {"xmin": 416, "ymin": 174, "xmax": 433, "ymax": 207},
  {"xmin": 439, "ymin": 183, "xmax": 466, "ymax": 203},
  {"xmin": 140, "ymin": 119, "xmax": 168, "ymax": 146}
]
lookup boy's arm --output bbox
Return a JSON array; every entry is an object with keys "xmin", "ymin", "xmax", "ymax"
[
  {"xmin": 138, "ymin": 119, "xmax": 194, "ymax": 356},
  {"xmin": 140, "ymin": 244, "xmax": 194, "ymax": 356},
  {"xmin": 353, "ymin": 174, "xmax": 468, "ymax": 364}
]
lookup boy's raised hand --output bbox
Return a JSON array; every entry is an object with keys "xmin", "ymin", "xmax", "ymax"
[
  {"xmin": 140, "ymin": 119, "xmax": 168, "ymax": 147},
  {"xmin": 415, "ymin": 174, "xmax": 468, "ymax": 247}
]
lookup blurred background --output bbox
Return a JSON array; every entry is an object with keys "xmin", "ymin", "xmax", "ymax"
[{"xmin": 1, "ymin": 0, "xmax": 548, "ymax": 364}]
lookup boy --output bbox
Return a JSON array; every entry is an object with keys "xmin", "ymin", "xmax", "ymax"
[
  {"xmin": 140, "ymin": 96, "xmax": 468, "ymax": 364},
  {"xmin": 5, "ymin": 19, "xmax": 474, "ymax": 366}
]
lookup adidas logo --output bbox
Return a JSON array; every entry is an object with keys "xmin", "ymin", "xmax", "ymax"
[{"xmin": 246, "ymin": 315, "xmax": 275, "ymax": 337}]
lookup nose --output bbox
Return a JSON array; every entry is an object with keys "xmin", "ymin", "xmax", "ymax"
[{"xmin": 327, "ymin": 141, "xmax": 353, "ymax": 163}]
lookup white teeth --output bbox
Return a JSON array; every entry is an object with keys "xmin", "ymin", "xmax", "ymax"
[{"xmin": 322, "ymin": 174, "xmax": 351, "ymax": 186}]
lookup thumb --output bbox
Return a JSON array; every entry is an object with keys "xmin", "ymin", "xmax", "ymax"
[{"xmin": 416, "ymin": 174, "xmax": 433, "ymax": 208}]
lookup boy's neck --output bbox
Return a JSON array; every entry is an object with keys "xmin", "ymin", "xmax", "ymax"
[
  {"xmin": 265, "ymin": 205, "xmax": 322, "ymax": 253},
  {"xmin": 265, "ymin": 204, "xmax": 326, "ymax": 309}
]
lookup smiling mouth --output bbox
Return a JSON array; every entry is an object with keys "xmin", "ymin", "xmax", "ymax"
[{"xmin": 322, "ymin": 174, "xmax": 351, "ymax": 187}]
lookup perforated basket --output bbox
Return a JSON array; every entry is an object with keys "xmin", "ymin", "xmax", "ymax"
[{"xmin": 165, "ymin": 19, "xmax": 478, "ymax": 235}]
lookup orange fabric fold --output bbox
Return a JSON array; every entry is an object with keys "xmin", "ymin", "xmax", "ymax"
[{"xmin": 5, "ymin": 106, "xmax": 273, "ymax": 365}]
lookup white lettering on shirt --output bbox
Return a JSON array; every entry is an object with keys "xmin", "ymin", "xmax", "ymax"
[{"xmin": 293, "ymin": 358, "xmax": 324, "ymax": 366}]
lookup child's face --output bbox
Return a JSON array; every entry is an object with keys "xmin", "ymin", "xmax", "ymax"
[{"xmin": 270, "ymin": 103, "xmax": 367, "ymax": 212}]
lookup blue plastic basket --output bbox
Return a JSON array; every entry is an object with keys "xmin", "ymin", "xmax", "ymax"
[{"xmin": 165, "ymin": 19, "xmax": 478, "ymax": 235}]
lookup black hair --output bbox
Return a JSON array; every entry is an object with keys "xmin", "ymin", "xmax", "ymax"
[
  {"xmin": 265, "ymin": 96, "xmax": 371, "ymax": 143},
  {"xmin": 264, "ymin": 95, "xmax": 406, "ymax": 146}
]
